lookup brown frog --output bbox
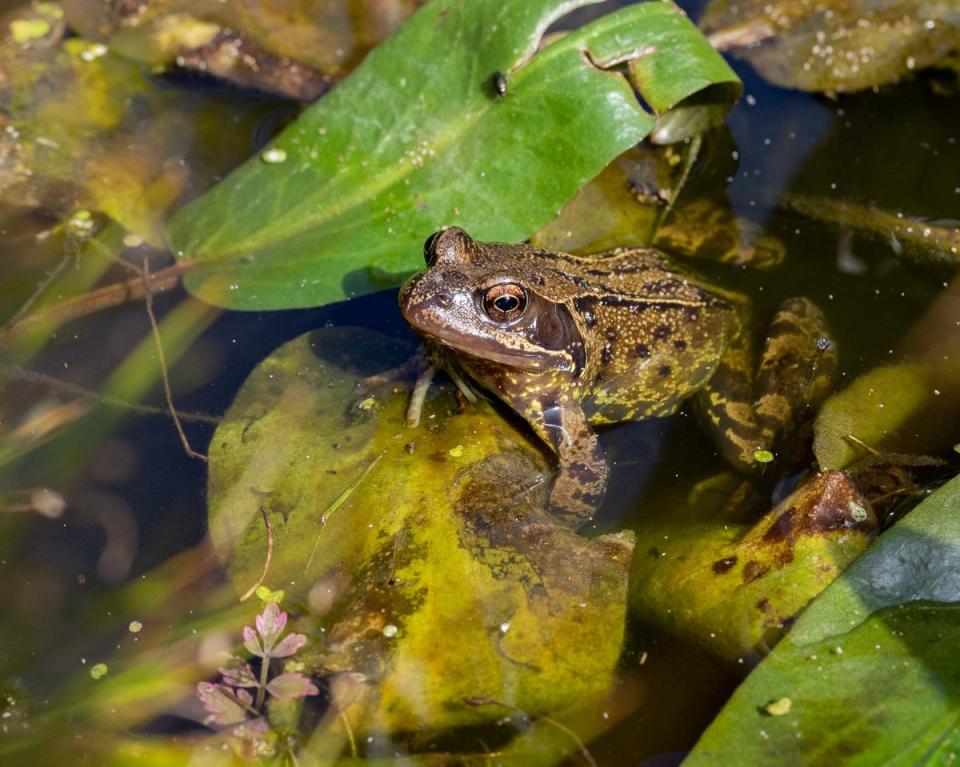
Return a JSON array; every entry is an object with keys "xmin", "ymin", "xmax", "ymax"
[{"xmin": 398, "ymin": 227, "xmax": 835, "ymax": 526}]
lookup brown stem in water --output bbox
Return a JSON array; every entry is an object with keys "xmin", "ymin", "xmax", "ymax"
[
  {"xmin": 1, "ymin": 261, "xmax": 193, "ymax": 348},
  {"xmin": 464, "ymin": 697, "xmax": 597, "ymax": 767},
  {"xmin": 2, "ymin": 256, "xmax": 72, "ymax": 331},
  {"xmin": 141, "ymin": 259, "xmax": 208, "ymax": 462},
  {"xmin": 707, "ymin": 20, "xmax": 776, "ymax": 51},
  {"xmin": 240, "ymin": 506, "xmax": 275, "ymax": 603}
]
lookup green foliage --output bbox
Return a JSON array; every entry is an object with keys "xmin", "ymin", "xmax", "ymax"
[
  {"xmin": 702, "ymin": 0, "xmax": 960, "ymax": 93},
  {"xmin": 631, "ymin": 471, "xmax": 877, "ymax": 662},
  {"xmin": 167, "ymin": 0, "xmax": 740, "ymax": 310},
  {"xmin": 206, "ymin": 327, "xmax": 634, "ymax": 736},
  {"xmin": 814, "ymin": 364, "xmax": 932, "ymax": 470},
  {"xmin": 684, "ymin": 474, "xmax": 960, "ymax": 765}
]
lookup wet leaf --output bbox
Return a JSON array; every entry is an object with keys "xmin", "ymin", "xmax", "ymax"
[
  {"xmin": 62, "ymin": 0, "xmax": 423, "ymax": 98},
  {"xmin": 784, "ymin": 195, "xmax": 960, "ymax": 269},
  {"xmin": 242, "ymin": 626, "xmax": 263, "ymax": 658},
  {"xmin": 168, "ymin": 0, "xmax": 740, "ymax": 310},
  {"xmin": 255, "ymin": 601, "xmax": 287, "ymax": 647},
  {"xmin": 703, "ymin": 0, "xmax": 960, "ymax": 93},
  {"xmin": 0, "ymin": 35, "xmax": 188, "ymax": 244},
  {"xmin": 685, "ymin": 473, "xmax": 960, "ymax": 765},
  {"xmin": 270, "ymin": 633, "xmax": 307, "ymax": 659},
  {"xmin": 531, "ymin": 143, "xmax": 678, "ymax": 254},
  {"xmin": 220, "ymin": 658, "xmax": 258, "ymax": 689},
  {"xmin": 630, "ymin": 470, "xmax": 877, "ymax": 662},
  {"xmin": 533, "ymin": 130, "xmax": 786, "ymax": 269},
  {"xmin": 196, "ymin": 682, "xmax": 250, "ymax": 726},
  {"xmin": 814, "ymin": 364, "xmax": 933, "ymax": 470},
  {"xmin": 266, "ymin": 672, "xmax": 319, "ymax": 702},
  {"xmin": 207, "ymin": 327, "xmax": 634, "ymax": 734}
]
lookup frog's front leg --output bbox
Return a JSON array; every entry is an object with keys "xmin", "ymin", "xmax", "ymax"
[
  {"xmin": 697, "ymin": 297, "xmax": 836, "ymax": 471},
  {"xmin": 525, "ymin": 393, "xmax": 608, "ymax": 527}
]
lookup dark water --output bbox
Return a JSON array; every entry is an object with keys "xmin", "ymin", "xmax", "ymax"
[{"xmin": 0, "ymin": 0, "xmax": 957, "ymax": 763}]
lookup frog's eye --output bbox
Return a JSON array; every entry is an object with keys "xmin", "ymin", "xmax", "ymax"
[
  {"xmin": 423, "ymin": 231, "xmax": 442, "ymax": 265},
  {"xmin": 482, "ymin": 283, "xmax": 527, "ymax": 322}
]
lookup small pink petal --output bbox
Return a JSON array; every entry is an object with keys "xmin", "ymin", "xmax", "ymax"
[{"xmin": 270, "ymin": 632, "xmax": 308, "ymax": 658}]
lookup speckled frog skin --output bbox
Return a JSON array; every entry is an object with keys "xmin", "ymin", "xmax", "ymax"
[{"xmin": 399, "ymin": 227, "xmax": 836, "ymax": 525}]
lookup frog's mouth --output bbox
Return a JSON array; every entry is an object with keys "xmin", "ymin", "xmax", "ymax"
[
  {"xmin": 409, "ymin": 317, "xmax": 550, "ymax": 372},
  {"xmin": 400, "ymin": 289, "xmax": 550, "ymax": 372}
]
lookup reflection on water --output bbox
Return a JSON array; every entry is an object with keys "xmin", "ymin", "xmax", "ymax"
[{"xmin": 0, "ymin": 0, "xmax": 958, "ymax": 764}]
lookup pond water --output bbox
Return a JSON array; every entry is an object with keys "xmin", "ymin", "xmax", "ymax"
[{"xmin": 1, "ymin": 1, "xmax": 958, "ymax": 764}]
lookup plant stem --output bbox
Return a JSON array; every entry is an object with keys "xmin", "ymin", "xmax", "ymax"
[{"xmin": 255, "ymin": 653, "xmax": 271, "ymax": 710}]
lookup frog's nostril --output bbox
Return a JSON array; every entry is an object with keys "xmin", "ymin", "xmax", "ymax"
[{"xmin": 435, "ymin": 293, "xmax": 452, "ymax": 308}]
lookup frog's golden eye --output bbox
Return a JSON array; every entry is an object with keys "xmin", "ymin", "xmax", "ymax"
[
  {"xmin": 423, "ymin": 231, "xmax": 442, "ymax": 265},
  {"xmin": 482, "ymin": 283, "xmax": 527, "ymax": 322}
]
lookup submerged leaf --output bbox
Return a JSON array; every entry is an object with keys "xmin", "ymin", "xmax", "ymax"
[
  {"xmin": 242, "ymin": 626, "xmax": 263, "ymax": 658},
  {"xmin": 0, "ymin": 37, "xmax": 188, "ymax": 244},
  {"xmin": 703, "ymin": 0, "xmax": 960, "ymax": 93},
  {"xmin": 62, "ymin": 0, "xmax": 423, "ymax": 98},
  {"xmin": 168, "ymin": 0, "xmax": 740, "ymax": 310},
  {"xmin": 220, "ymin": 658, "xmax": 258, "ymax": 689},
  {"xmin": 265, "ymin": 672, "xmax": 319, "ymax": 702},
  {"xmin": 784, "ymin": 195, "xmax": 960, "ymax": 269},
  {"xmin": 686, "ymin": 473, "xmax": 960, "ymax": 765},
  {"xmin": 270, "ymin": 633, "xmax": 307, "ymax": 659},
  {"xmin": 631, "ymin": 470, "xmax": 877, "ymax": 662},
  {"xmin": 814, "ymin": 364, "xmax": 932, "ymax": 470},
  {"xmin": 207, "ymin": 327, "xmax": 634, "ymax": 735},
  {"xmin": 255, "ymin": 602, "xmax": 287, "ymax": 647},
  {"xmin": 196, "ymin": 682, "xmax": 250, "ymax": 726}
]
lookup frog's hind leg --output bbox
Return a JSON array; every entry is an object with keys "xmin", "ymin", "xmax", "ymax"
[
  {"xmin": 528, "ymin": 395, "xmax": 608, "ymax": 528},
  {"xmin": 696, "ymin": 297, "xmax": 836, "ymax": 471}
]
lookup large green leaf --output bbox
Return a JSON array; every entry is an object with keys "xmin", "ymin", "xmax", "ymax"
[
  {"xmin": 207, "ymin": 327, "xmax": 634, "ymax": 738},
  {"xmin": 167, "ymin": 0, "xmax": 740, "ymax": 310},
  {"xmin": 684, "ymin": 473, "xmax": 960, "ymax": 766}
]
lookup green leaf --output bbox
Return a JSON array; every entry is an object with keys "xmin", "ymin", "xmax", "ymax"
[
  {"xmin": 630, "ymin": 470, "xmax": 877, "ymax": 663},
  {"xmin": 814, "ymin": 364, "xmax": 933, "ymax": 470},
  {"xmin": 702, "ymin": 0, "xmax": 960, "ymax": 93},
  {"xmin": 167, "ymin": 0, "xmax": 740, "ymax": 310},
  {"xmin": 684, "ymin": 473, "xmax": 960, "ymax": 766},
  {"xmin": 207, "ymin": 327, "xmax": 634, "ymax": 735}
]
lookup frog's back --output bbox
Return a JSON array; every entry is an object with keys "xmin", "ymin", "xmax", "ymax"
[{"xmin": 558, "ymin": 248, "xmax": 736, "ymax": 424}]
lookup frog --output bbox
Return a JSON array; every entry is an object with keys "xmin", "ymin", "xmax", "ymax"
[{"xmin": 398, "ymin": 227, "xmax": 836, "ymax": 526}]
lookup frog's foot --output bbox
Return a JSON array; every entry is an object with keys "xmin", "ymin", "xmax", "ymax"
[
  {"xmin": 697, "ymin": 297, "xmax": 837, "ymax": 472},
  {"xmin": 754, "ymin": 297, "xmax": 836, "ymax": 449},
  {"xmin": 406, "ymin": 364, "xmax": 436, "ymax": 427},
  {"xmin": 549, "ymin": 454, "xmax": 608, "ymax": 528},
  {"xmin": 405, "ymin": 361, "xmax": 479, "ymax": 427}
]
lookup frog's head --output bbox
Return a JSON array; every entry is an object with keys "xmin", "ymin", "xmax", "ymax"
[{"xmin": 399, "ymin": 227, "xmax": 585, "ymax": 375}]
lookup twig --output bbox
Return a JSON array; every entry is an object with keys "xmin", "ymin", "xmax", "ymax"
[
  {"xmin": 3, "ymin": 256, "xmax": 71, "ymax": 331},
  {"xmin": 304, "ymin": 454, "xmax": 383, "ymax": 575},
  {"xmin": 240, "ymin": 506, "xmax": 274, "ymax": 602},
  {"xmin": 464, "ymin": 697, "xmax": 597, "ymax": 767},
  {"xmin": 1, "ymin": 261, "xmax": 192, "ymax": 347},
  {"xmin": 339, "ymin": 711, "xmax": 357, "ymax": 758},
  {"xmin": 141, "ymin": 258, "xmax": 208, "ymax": 462},
  {"xmin": 708, "ymin": 20, "xmax": 776, "ymax": 51},
  {"xmin": 0, "ymin": 363, "xmax": 220, "ymax": 424}
]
